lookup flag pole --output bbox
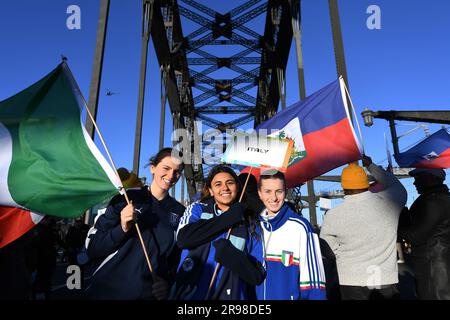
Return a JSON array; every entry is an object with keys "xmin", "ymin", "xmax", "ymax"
[
  {"xmin": 342, "ymin": 80, "xmax": 365, "ymax": 154},
  {"xmin": 384, "ymin": 132, "xmax": 393, "ymax": 172},
  {"xmin": 62, "ymin": 62, "xmax": 154, "ymax": 274},
  {"xmin": 205, "ymin": 167, "xmax": 253, "ymax": 299},
  {"xmin": 238, "ymin": 167, "xmax": 254, "ymax": 203}
]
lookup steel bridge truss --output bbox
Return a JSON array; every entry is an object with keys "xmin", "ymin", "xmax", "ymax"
[{"xmin": 147, "ymin": 0, "xmax": 294, "ymax": 193}]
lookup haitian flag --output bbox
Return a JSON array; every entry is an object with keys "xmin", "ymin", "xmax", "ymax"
[
  {"xmin": 394, "ymin": 129, "xmax": 450, "ymax": 168},
  {"xmin": 241, "ymin": 77, "xmax": 362, "ymax": 187}
]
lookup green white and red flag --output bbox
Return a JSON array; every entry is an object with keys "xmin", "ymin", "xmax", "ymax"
[{"xmin": 0, "ymin": 62, "xmax": 121, "ymax": 247}]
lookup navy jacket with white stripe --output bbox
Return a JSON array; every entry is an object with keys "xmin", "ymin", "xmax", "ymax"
[{"xmin": 85, "ymin": 187, "xmax": 185, "ymax": 300}]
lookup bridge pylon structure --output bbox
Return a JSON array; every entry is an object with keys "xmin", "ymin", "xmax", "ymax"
[{"xmin": 86, "ymin": 0, "xmax": 352, "ymax": 225}]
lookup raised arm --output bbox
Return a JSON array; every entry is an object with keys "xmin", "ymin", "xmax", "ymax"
[
  {"xmin": 363, "ymin": 155, "xmax": 407, "ymax": 207},
  {"xmin": 213, "ymin": 237, "xmax": 266, "ymax": 286},
  {"xmin": 176, "ymin": 202, "xmax": 245, "ymax": 249},
  {"xmin": 86, "ymin": 202, "xmax": 128, "ymax": 259}
]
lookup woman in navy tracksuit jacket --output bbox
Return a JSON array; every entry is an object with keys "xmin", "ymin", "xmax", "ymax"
[
  {"xmin": 85, "ymin": 148, "xmax": 185, "ymax": 300},
  {"xmin": 170, "ymin": 165, "xmax": 265, "ymax": 300}
]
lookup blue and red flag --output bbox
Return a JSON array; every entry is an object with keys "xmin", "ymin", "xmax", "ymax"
[
  {"xmin": 394, "ymin": 129, "xmax": 450, "ymax": 169},
  {"xmin": 240, "ymin": 77, "xmax": 363, "ymax": 188}
]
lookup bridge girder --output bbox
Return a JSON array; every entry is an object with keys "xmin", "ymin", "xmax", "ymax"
[{"xmin": 149, "ymin": 0, "xmax": 295, "ymax": 199}]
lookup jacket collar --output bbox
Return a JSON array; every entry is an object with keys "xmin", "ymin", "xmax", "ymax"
[
  {"xmin": 420, "ymin": 184, "xmax": 449, "ymax": 196},
  {"xmin": 146, "ymin": 185, "xmax": 174, "ymax": 207},
  {"xmin": 343, "ymin": 190, "xmax": 371, "ymax": 202},
  {"xmin": 201, "ymin": 197, "xmax": 223, "ymax": 215},
  {"xmin": 259, "ymin": 203, "xmax": 291, "ymax": 232}
]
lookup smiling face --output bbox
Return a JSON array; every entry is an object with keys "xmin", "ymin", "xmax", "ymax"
[
  {"xmin": 150, "ymin": 156, "xmax": 182, "ymax": 195},
  {"xmin": 208, "ymin": 172, "xmax": 238, "ymax": 211},
  {"xmin": 258, "ymin": 177, "xmax": 286, "ymax": 216}
]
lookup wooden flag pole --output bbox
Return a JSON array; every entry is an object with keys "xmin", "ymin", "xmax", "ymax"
[
  {"xmin": 63, "ymin": 62, "xmax": 154, "ymax": 274},
  {"xmin": 205, "ymin": 167, "xmax": 253, "ymax": 299},
  {"xmin": 238, "ymin": 167, "xmax": 253, "ymax": 203}
]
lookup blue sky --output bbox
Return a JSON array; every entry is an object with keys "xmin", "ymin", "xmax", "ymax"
[{"xmin": 1, "ymin": 0, "xmax": 449, "ymax": 223}]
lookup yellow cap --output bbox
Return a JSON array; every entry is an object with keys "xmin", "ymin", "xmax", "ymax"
[
  {"xmin": 341, "ymin": 163, "xmax": 369, "ymax": 190},
  {"xmin": 122, "ymin": 172, "xmax": 144, "ymax": 188}
]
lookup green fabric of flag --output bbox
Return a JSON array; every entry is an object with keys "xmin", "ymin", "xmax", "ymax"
[{"xmin": 0, "ymin": 62, "xmax": 120, "ymax": 218}]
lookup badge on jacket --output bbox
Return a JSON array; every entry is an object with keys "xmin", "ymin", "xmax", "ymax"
[
  {"xmin": 169, "ymin": 212, "xmax": 181, "ymax": 229},
  {"xmin": 282, "ymin": 250, "xmax": 294, "ymax": 267}
]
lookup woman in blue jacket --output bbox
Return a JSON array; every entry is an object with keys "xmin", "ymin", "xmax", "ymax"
[
  {"xmin": 170, "ymin": 165, "xmax": 265, "ymax": 300},
  {"xmin": 255, "ymin": 170, "xmax": 327, "ymax": 300}
]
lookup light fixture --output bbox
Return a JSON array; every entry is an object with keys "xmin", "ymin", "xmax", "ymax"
[{"xmin": 361, "ymin": 108, "xmax": 374, "ymax": 127}]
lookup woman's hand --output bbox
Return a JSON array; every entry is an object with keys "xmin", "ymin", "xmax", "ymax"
[
  {"xmin": 120, "ymin": 201, "xmax": 135, "ymax": 233},
  {"xmin": 152, "ymin": 275, "xmax": 168, "ymax": 300}
]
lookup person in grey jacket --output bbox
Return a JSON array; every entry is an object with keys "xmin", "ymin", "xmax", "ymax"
[{"xmin": 320, "ymin": 155, "xmax": 407, "ymax": 300}]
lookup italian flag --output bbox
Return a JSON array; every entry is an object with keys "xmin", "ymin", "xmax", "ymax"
[
  {"xmin": 0, "ymin": 62, "xmax": 121, "ymax": 247},
  {"xmin": 266, "ymin": 252, "xmax": 299, "ymax": 266},
  {"xmin": 281, "ymin": 250, "xmax": 294, "ymax": 267},
  {"xmin": 0, "ymin": 206, "xmax": 44, "ymax": 248}
]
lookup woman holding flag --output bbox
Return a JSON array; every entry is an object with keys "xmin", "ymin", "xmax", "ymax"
[
  {"xmin": 170, "ymin": 165, "xmax": 266, "ymax": 300},
  {"xmin": 85, "ymin": 148, "xmax": 185, "ymax": 300}
]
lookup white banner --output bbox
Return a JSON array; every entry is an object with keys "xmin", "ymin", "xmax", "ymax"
[{"xmin": 221, "ymin": 133, "xmax": 293, "ymax": 170}]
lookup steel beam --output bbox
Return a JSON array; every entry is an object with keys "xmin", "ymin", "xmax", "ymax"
[
  {"xmin": 364, "ymin": 109, "xmax": 450, "ymax": 156},
  {"xmin": 196, "ymin": 105, "xmax": 255, "ymax": 114},
  {"xmin": 133, "ymin": 0, "xmax": 154, "ymax": 175},
  {"xmin": 150, "ymin": 0, "xmax": 203, "ymax": 199},
  {"xmin": 328, "ymin": 0, "xmax": 349, "ymax": 90},
  {"xmin": 288, "ymin": 0, "xmax": 317, "ymax": 224},
  {"xmin": 370, "ymin": 110, "xmax": 450, "ymax": 125},
  {"xmin": 85, "ymin": 0, "xmax": 110, "ymax": 139},
  {"xmin": 255, "ymin": 0, "xmax": 293, "ymax": 126}
]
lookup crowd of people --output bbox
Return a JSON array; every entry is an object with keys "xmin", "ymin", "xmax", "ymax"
[
  {"xmin": 1, "ymin": 147, "xmax": 449, "ymax": 300},
  {"xmin": 0, "ymin": 216, "xmax": 89, "ymax": 300}
]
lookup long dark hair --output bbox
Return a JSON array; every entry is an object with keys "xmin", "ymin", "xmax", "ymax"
[
  {"xmin": 200, "ymin": 165, "xmax": 260, "ymax": 237},
  {"xmin": 145, "ymin": 147, "xmax": 184, "ymax": 170},
  {"xmin": 200, "ymin": 165, "xmax": 240, "ymax": 202}
]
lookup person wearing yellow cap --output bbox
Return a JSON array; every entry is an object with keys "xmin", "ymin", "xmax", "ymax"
[
  {"xmin": 320, "ymin": 155, "xmax": 407, "ymax": 300},
  {"xmin": 117, "ymin": 167, "xmax": 144, "ymax": 189},
  {"xmin": 340, "ymin": 163, "xmax": 370, "ymax": 191},
  {"xmin": 122, "ymin": 172, "xmax": 144, "ymax": 189}
]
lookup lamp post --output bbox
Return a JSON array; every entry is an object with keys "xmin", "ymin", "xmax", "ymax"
[
  {"xmin": 361, "ymin": 108, "xmax": 374, "ymax": 127},
  {"xmin": 361, "ymin": 108, "xmax": 450, "ymax": 156}
]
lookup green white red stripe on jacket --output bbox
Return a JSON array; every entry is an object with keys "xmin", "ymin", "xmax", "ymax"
[{"xmin": 265, "ymin": 253, "xmax": 300, "ymax": 266}]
